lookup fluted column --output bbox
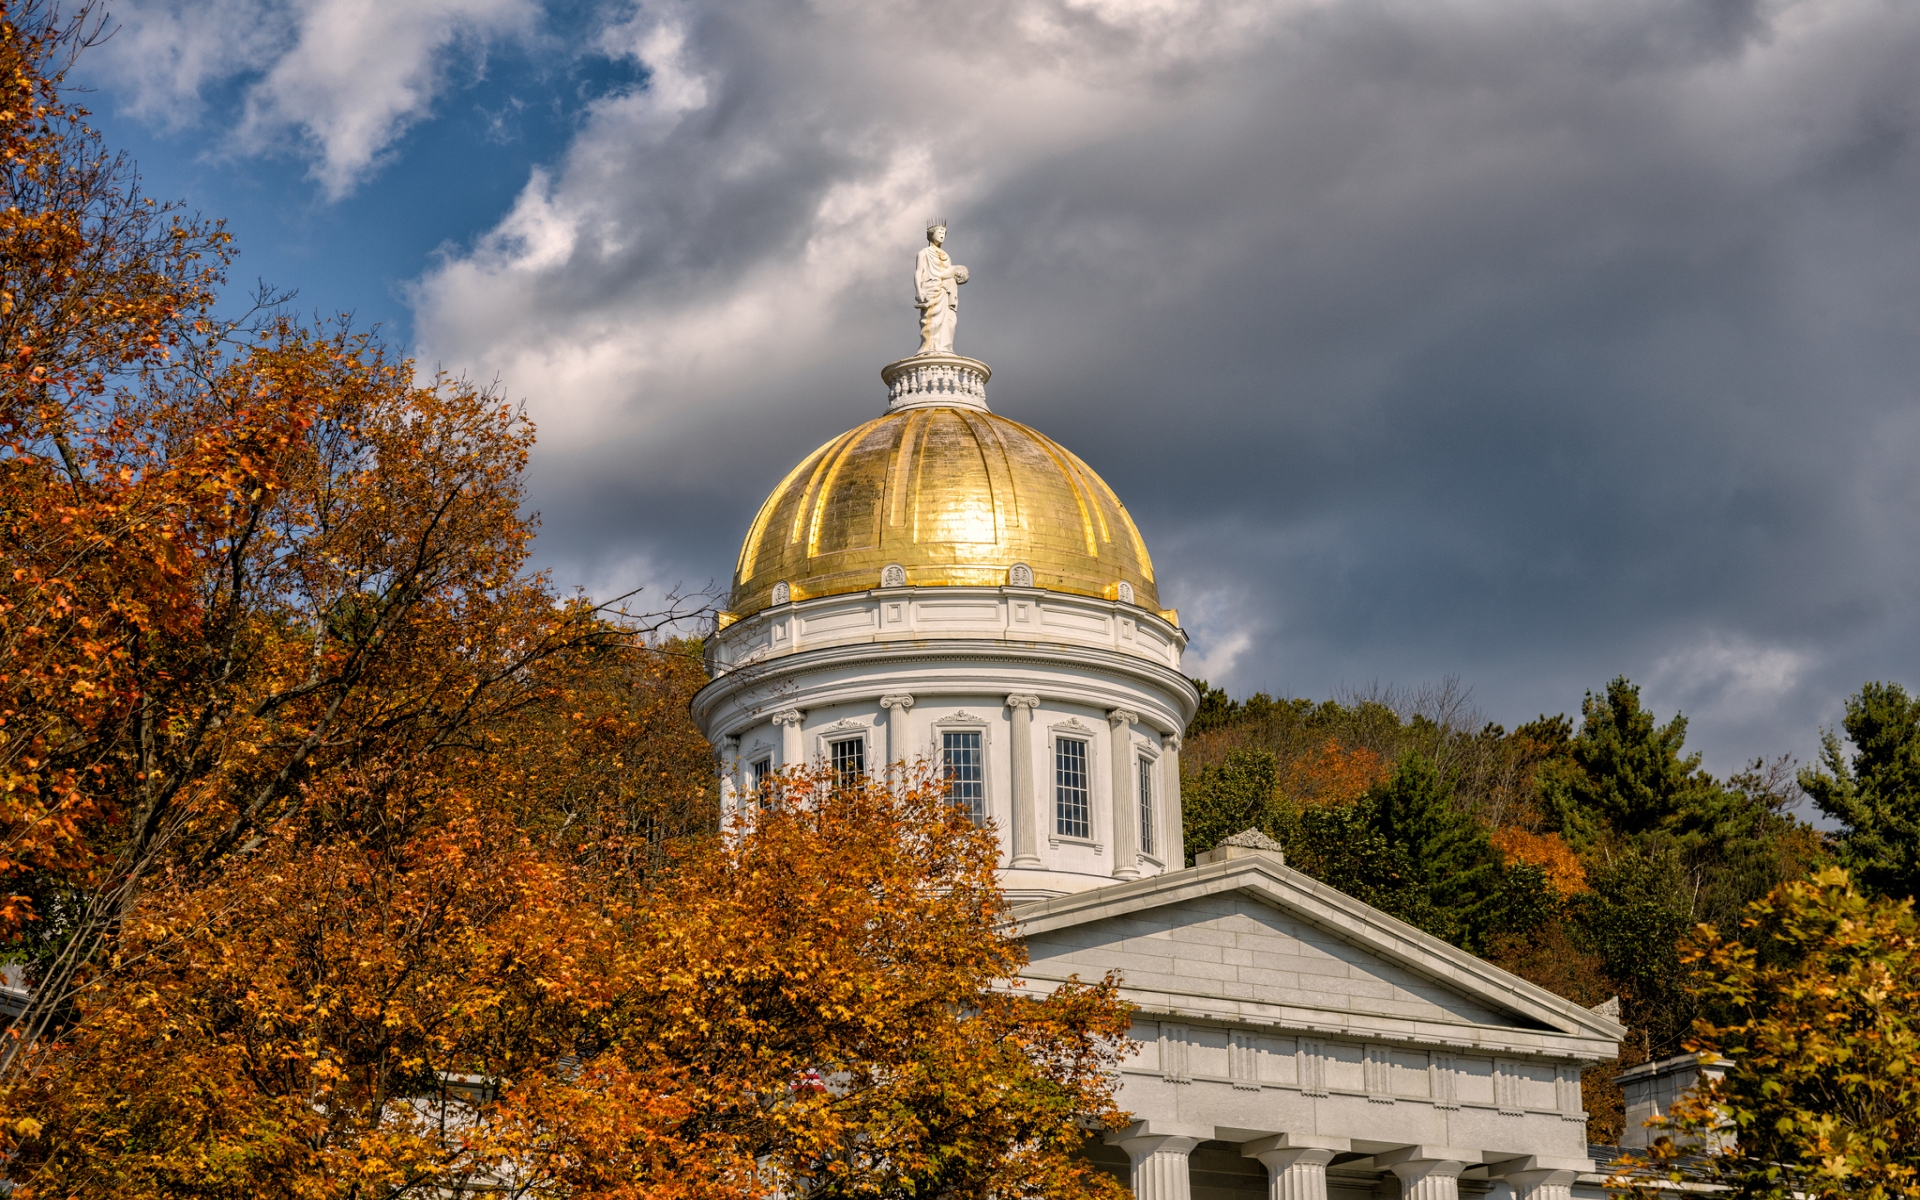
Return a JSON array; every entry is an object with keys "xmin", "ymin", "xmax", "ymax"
[
  {"xmin": 1242, "ymin": 1133, "xmax": 1347, "ymax": 1200},
  {"xmin": 1108, "ymin": 709, "xmax": 1141, "ymax": 879},
  {"xmin": 1250, "ymin": 1147, "xmax": 1336, "ymax": 1200},
  {"xmin": 1500, "ymin": 1170, "xmax": 1577, "ymax": 1200},
  {"xmin": 1163, "ymin": 731, "xmax": 1185, "ymax": 866},
  {"xmin": 878, "ymin": 694, "xmax": 914, "ymax": 772},
  {"xmin": 1383, "ymin": 1156, "xmax": 1466, "ymax": 1200},
  {"xmin": 772, "ymin": 709, "xmax": 805, "ymax": 768},
  {"xmin": 1108, "ymin": 1128, "xmax": 1199, "ymax": 1200},
  {"xmin": 1005, "ymin": 695, "xmax": 1041, "ymax": 867}
]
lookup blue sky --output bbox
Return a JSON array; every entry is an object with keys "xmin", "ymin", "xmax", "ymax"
[
  {"xmin": 82, "ymin": 1, "xmax": 641, "ymax": 342},
  {"xmin": 74, "ymin": 0, "xmax": 1920, "ymax": 779}
]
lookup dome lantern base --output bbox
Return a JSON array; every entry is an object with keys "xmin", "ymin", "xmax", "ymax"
[{"xmin": 882, "ymin": 353, "xmax": 992, "ymax": 412}]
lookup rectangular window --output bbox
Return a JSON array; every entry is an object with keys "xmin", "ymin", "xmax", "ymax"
[
  {"xmin": 1138, "ymin": 757, "xmax": 1155, "ymax": 855},
  {"xmin": 750, "ymin": 756, "xmax": 772, "ymax": 804},
  {"xmin": 1054, "ymin": 737, "xmax": 1090, "ymax": 838},
  {"xmin": 943, "ymin": 731, "xmax": 985, "ymax": 823},
  {"xmin": 830, "ymin": 737, "xmax": 865, "ymax": 786}
]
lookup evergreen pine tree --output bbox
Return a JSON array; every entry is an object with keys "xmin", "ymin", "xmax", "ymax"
[{"xmin": 1801, "ymin": 681, "xmax": 1920, "ymax": 900}]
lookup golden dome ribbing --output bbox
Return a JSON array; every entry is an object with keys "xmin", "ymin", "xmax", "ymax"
[{"xmin": 731, "ymin": 405, "xmax": 1158, "ymax": 617}]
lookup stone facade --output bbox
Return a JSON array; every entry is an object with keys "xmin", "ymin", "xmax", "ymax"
[{"xmin": 1011, "ymin": 849, "xmax": 1625, "ymax": 1200}]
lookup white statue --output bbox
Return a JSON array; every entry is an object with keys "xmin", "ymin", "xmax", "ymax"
[{"xmin": 914, "ymin": 221, "xmax": 968, "ymax": 355}]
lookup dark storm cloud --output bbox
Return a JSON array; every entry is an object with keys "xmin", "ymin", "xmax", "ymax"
[{"xmin": 412, "ymin": 0, "xmax": 1920, "ymax": 772}]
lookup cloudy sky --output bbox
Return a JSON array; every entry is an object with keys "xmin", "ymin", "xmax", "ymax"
[{"xmin": 81, "ymin": 0, "xmax": 1920, "ymax": 775}]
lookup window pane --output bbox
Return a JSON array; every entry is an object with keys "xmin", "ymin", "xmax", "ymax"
[
  {"xmin": 943, "ymin": 731, "xmax": 985, "ymax": 823},
  {"xmin": 831, "ymin": 737, "xmax": 865, "ymax": 785},
  {"xmin": 1055, "ymin": 738, "xmax": 1090, "ymax": 839},
  {"xmin": 1138, "ymin": 757, "xmax": 1155, "ymax": 854}
]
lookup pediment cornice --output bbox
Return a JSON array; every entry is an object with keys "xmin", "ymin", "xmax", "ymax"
[{"xmin": 1006, "ymin": 855, "xmax": 1627, "ymax": 1051}]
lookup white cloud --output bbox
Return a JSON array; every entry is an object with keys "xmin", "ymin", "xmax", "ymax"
[
  {"xmin": 409, "ymin": 0, "xmax": 1308, "ymax": 457},
  {"xmin": 95, "ymin": 0, "xmax": 536, "ymax": 198},
  {"xmin": 1649, "ymin": 635, "xmax": 1815, "ymax": 726},
  {"xmin": 396, "ymin": 0, "xmax": 1920, "ymax": 770}
]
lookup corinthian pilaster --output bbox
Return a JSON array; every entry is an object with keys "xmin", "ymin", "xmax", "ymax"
[
  {"xmin": 1005, "ymin": 695, "xmax": 1042, "ymax": 867},
  {"xmin": 1108, "ymin": 709, "xmax": 1141, "ymax": 879}
]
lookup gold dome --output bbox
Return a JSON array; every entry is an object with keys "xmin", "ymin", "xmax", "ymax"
[{"xmin": 731, "ymin": 405, "xmax": 1159, "ymax": 618}]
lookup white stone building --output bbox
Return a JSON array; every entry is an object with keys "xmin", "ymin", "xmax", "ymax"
[{"xmin": 693, "ymin": 340, "xmax": 1630, "ymax": 1200}]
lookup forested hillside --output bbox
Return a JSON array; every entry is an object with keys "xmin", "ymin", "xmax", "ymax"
[{"xmin": 1179, "ymin": 676, "xmax": 1824, "ymax": 1141}]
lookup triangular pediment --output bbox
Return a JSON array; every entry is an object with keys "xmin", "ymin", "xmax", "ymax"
[{"xmin": 1009, "ymin": 853, "xmax": 1624, "ymax": 1059}]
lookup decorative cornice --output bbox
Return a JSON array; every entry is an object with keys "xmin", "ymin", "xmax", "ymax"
[
  {"xmin": 934, "ymin": 711, "xmax": 988, "ymax": 725},
  {"xmin": 696, "ymin": 636, "xmax": 1196, "ymax": 724},
  {"xmin": 1052, "ymin": 717, "xmax": 1096, "ymax": 735}
]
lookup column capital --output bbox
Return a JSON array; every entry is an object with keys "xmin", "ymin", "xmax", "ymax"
[
  {"xmin": 1108, "ymin": 708, "xmax": 1140, "ymax": 727},
  {"xmin": 1106, "ymin": 1120, "xmax": 1205, "ymax": 1159},
  {"xmin": 1005, "ymin": 693, "xmax": 1041, "ymax": 709},
  {"xmin": 1486, "ymin": 1157, "xmax": 1588, "ymax": 1200},
  {"xmin": 1162, "ymin": 730, "xmax": 1183, "ymax": 752},
  {"xmin": 878, "ymin": 694, "xmax": 915, "ymax": 710},
  {"xmin": 1241, "ymin": 1134, "xmax": 1350, "ymax": 1156},
  {"xmin": 1108, "ymin": 1121, "xmax": 1202, "ymax": 1200},
  {"xmin": 1244, "ymin": 1134, "xmax": 1345, "ymax": 1200},
  {"xmin": 1247, "ymin": 1146, "xmax": 1337, "ymax": 1171},
  {"xmin": 1372, "ymin": 1147, "xmax": 1476, "ymax": 1171},
  {"xmin": 770, "ymin": 709, "xmax": 806, "ymax": 727},
  {"xmin": 1485, "ymin": 1157, "xmax": 1593, "ymax": 1176}
]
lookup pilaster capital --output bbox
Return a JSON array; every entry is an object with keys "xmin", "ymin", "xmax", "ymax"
[
  {"xmin": 879, "ymin": 694, "xmax": 915, "ymax": 710},
  {"xmin": 1108, "ymin": 708, "xmax": 1140, "ymax": 727},
  {"xmin": 770, "ymin": 709, "xmax": 806, "ymax": 728},
  {"xmin": 1005, "ymin": 693, "xmax": 1041, "ymax": 710},
  {"xmin": 1162, "ymin": 730, "xmax": 1183, "ymax": 753}
]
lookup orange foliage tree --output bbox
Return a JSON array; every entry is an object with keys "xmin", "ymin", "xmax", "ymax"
[
  {"xmin": 1, "ymin": 0, "xmax": 695, "ymax": 1087},
  {"xmin": 7, "ymin": 768, "xmax": 1135, "ymax": 1199},
  {"xmin": 1, "ymin": 0, "xmax": 230, "ymax": 936},
  {"xmin": 1, "ymin": 12, "xmax": 1134, "ymax": 1196}
]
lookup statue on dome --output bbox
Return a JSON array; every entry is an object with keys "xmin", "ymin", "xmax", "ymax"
[{"xmin": 914, "ymin": 221, "xmax": 968, "ymax": 356}]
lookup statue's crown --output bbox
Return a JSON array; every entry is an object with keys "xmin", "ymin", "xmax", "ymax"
[{"xmin": 926, "ymin": 216, "xmax": 947, "ymax": 235}]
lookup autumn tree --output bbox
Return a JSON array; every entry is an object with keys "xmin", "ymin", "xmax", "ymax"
[
  {"xmin": 7, "ymin": 767, "xmax": 1135, "ymax": 1200},
  {"xmin": 1616, "ymin": 868, "xmax": 1920, "ymax": 1200},
  {"xmin": 0, "ymin": 0, "xmax": 717, "ymax": 1102},
  {"xmin": 1, "ymin": 0, "xmax": 231, "ymax": 940}
]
